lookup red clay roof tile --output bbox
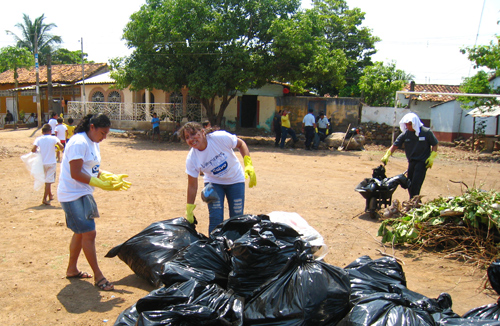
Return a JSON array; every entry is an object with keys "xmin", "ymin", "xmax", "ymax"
[{"xmin": 0, "ymin": 63, "xmax": 108, "ymax": 84}]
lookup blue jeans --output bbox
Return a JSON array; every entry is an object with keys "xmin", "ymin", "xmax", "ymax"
[
  {"xmin": 206, "ymin": 182, "xmax": 245, "ymax": 233},
  {"xmin": 280, "ymin": 127, "xmax": 298, "ymax": 148}
]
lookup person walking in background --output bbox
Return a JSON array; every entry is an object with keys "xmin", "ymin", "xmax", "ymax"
[
  {"xmin": 65, "ymin": 118, "xmax": 76, "ymax": 142},
  {"xmin": 381, "ymin": 112, "xmax": 438, "ymax": 198},
  {"xmin": 302, "ymin": 108, "xmax": 316, "ymax": 151},
  {"xmin": 32, "ymin": 124, "xmax": 64, "ymax": 205},
  {"xmin": 179, "ymin": 122, "xmax": 256, "ymax": 233},
  {"xmin": 55, "ymin": 117, "xmax": 68, "ymax": 163},
  {"xmin": 317, "ymin": 112, "xmax": 330, "ymax": 141},
  {"xmin": 48, "ymin": 112, "xmax": 58, "ymax": 135},
  {"xmin": 151, "ymin": 112, "xmax": 161, "ymax": 142},
  {"xmin": 280, "ymin": 110, "xmax": 298, "ymax": 149},
  {"xmin": 272, "ymin": 110, "xmax": 282, "ymax": 147},
  {"xmin": 58, "ymin": 113, "xmax": 131, "ymax": 291}
]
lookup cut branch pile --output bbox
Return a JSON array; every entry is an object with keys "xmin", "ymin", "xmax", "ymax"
[{"xmin": 378, "ymin": 188, "xmax": 500, "ymax": 269}]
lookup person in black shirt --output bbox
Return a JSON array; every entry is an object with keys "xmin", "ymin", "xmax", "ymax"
[{"xmin": 381, "ymin": 112, "xmax": 438, "ymax": 198}]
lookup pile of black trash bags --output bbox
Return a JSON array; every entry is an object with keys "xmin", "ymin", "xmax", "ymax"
[{"xmin": 107, "ymin": 214, "xmax": 500, "ymax": 325}]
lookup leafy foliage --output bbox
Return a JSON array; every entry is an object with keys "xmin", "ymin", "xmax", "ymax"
[
  {"xmin": 0, "ymin": 46, "xmax": 34, "ymax": 75},
  {"xmin": 6, "ymin": 13, "xmax": 62, "ymax": 65},
  {"xmin": 358, "ymin": 61, "xmax": 413, "ymax": 107},
  {"xmin": 51, "ymin": 48, "xmax": 92, "ymax": 65},
  {"xmin": 461, "ymin": 36, "xmax": 500, "ymax": 74},
  {"xmin": 113, "ymin": 0, "xmax": 305, "ymax": 125},
  {"xmin": 311, "ymin": 0, "xmax": 380, "ymax": 97},
  {"xmin": 378, "ymin": 189, "xmax": 500, "ymax": 250}
]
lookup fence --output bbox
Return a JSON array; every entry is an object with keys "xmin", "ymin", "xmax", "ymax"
[{"xmin": 67, "ymin": 101, "xmax": 203, "ymax": 122}]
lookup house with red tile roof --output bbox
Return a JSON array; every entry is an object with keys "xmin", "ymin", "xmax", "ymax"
[{"xmin": 0, "ymin": 63, "xmax": 108, "ymax": 123}]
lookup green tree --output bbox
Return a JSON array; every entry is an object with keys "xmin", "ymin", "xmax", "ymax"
[
  {"xmin": 6, "ymin": 13, "xmax": 62, "ymax": 65},
  {"xmin": 358, "ymin": 61, "xmax": 413, "ymax": 107},
  {"xmin": 269, "ymin": 10, "xmax": 348, "ymax": 95},
  {"xmin": 310, "ymin": 0, "xmax": 380, "ymax": 97},
  {"xmin": 0, "ymin": 46, "xmax": 35, "ymax": 125},
  {"xmin": 51, "ymin": 48, "xmax": 92, "ymax": 64},
  {"xmin": 458, "ymin": 37, "xmax": 500, "ymax": 109},
  {"xmin": 112, "ymin": 0, "xmax": 349, "ymax": 126},
  {"xmin": 461, "ymin": 36, "xmax": 500, "ymax": 74}
]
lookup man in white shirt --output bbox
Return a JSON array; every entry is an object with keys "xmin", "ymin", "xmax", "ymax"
[{"xmin": 302, "ymin": 108, "xmax": 316, "ymax": 151}]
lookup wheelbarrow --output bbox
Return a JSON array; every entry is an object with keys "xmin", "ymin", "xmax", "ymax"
[{"xmin": 355, "ymin": 165, "xmax": 409, "ymax": 219}]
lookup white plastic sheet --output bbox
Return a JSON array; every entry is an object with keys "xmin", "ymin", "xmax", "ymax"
[
  {"xmin": 20, "ymin": 152, "xmax": 45, "ymax": 191},
  {"xmin": 268, "ymin": 211, "xmax": 329, "ymax": 260}
]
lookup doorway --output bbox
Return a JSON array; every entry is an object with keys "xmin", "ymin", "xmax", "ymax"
[
  {"xmin": 6, "ymin": 97, "xmax": 16, "ymax": 122},
  {"xmin": 240, "ymin": 95, "xmax": 258, "ymax": 128}
]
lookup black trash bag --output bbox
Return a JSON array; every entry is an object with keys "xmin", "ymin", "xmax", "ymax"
[
  {"xmin": 344, "ymin": 255, "xmax": 406, "ymax": 303},
  {"xmin": 244, "ymin": 241, "xmax": 351, "ymax": 326},
  {"xmin": 159, "ymin": 238, "xmax": 232, "ymax": 288},
  {"xmin": 382, "ymin": 174, "xmax": 410, "ymax": 190},
  {"xmin": 135, "ymin": 279, "xmax": 244, "ymax": 326},
  {"xmin": 201, "ymin": 183, "xmax": 220, "ymax": 204},
  {"xmin": 372, "ymin": 165, "xmax": 387, "ymax": 181},
  {"xmin": 489, "ymin": 259, "xmax": 500, "ymax": 295},
  {"xmin": 355, "ymin": 178, "xmax": 381, "ymax": 196},
  {"xmin": 114, "ymin": 304, "xmax": 139, "ymax": 326},
  {"xmin": 437, "ymin": 317, "xmax": 500, "ymax": 325},
  {"xmin": 389, "ymin": 284, "xmax": 460, "ymax": 323},
  {"xmin": 136, "ymin": 279, "xmax": 204, "ymax": 313},
  {"xmin": 105, "ymin": 217, "xmax": 207, "ymax": 287},
  {"xmin": 227, "ymin": 219, "xmax": 302, "ymax": 299},
  {"xmin": 463, "ymin": 299, "xmax": 500, "ymax": 321},
  {"xmin": 337, "ymin": 292, "xmax": 436, "ymax": 326},
  {"xmin": 209, "ymin": 214, "xmax": 269, "ymax": 243},
  {"xmin": 462, "ymin": 260, "xmax": 500, "ymax": 321}
]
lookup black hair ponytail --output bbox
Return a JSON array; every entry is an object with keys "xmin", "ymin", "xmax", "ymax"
[{"xmin": 74, "ymin": 113, "xmax": 111, "ymax": 133}]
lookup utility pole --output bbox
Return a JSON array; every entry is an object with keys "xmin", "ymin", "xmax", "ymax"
[
  {"xmin": 47, "ymin": 52, "xmax": 53, "ymax": 114},
  {"xmin": 80, "ymin": 37, "xmax": 86, "ymax": 115},
  {"xmin": 35, "ymin": 32, "xmax": 42, "ymax": 128}
]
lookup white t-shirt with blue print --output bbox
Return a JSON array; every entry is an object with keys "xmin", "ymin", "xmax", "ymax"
[{"xmin": 185, "ymin": 130, "xmax": 245, "ymax": 185}]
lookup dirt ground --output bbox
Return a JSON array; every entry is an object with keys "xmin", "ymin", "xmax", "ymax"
[{"xmin": 1, "ymin": 127, "xmax": 500, "ymax": 325}]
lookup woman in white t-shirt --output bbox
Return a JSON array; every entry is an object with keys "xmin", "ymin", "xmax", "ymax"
[
  {"xmin": 58, "ymin": 113, "xmax": 131, "ymax": 291},
  {"xmin": 179, "ymin": 122, "xmax": 257, "ymax": 233}
]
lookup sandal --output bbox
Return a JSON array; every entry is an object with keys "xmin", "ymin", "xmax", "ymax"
[
  {"xmin": 95, "ymin": 277, "xmax": 114, "ymax": 291},
  {"xmin": 66, "ymin": 271, "xmax": 92, "ymax": 279}
]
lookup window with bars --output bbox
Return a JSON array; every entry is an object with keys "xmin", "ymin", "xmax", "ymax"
[
  {"xmin": 91, "ymin": 91, "xmax": 105, "ymax": 102},
  {"xmin": 108, "ymin": 91, "xmax": 121, "ymax": 102}
]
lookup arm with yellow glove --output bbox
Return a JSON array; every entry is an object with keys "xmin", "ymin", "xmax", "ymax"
[
  {"xmin": 243, "ymin": 155, "xmax": 257, "ymax": 188},
  {"xmin": 425, "ymin": 149, "xmax": 438, "ymax": 169},
  {"xmin": 235, "ymin": 138, "xmax": 256, "ymax": 188},
  {"xmin": 185, "ymin": 175, "xmax": 198, "ymax": 224},
  {"xmin": 89, "ymin": 176, "xmax": 123, "ymax": 191},
  {"xmin": 381, "ymin": 145, "xmax": 396, "ymax": 165},
  {"xmin": 99, "ymin": 170, "xmax": 132, "ymax": 190}
]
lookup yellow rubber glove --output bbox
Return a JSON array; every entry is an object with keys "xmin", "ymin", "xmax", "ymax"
[
  {"xmin": 243, "ymin": 155, "xmax": 257, "ymax": 188},
  {"xmin": 315, "ymin": 128, "xmax": 318, "ymax": 133},
  {"xmin": 381, "ymin": 149, "xmax": 392, "ymax": 165},
  {"xmin": 425, "ymin": 151, "xmax": 438, "ymax": 169},
  {"xmin": 89, "ymin": 177, "xmax": 123, "ymax": 191},
  {"xmin": 99, "ymin": 171, "xmax": 132, "ymax": 190},
  {"xmin": 326, "ymin": 129, "xmax": 329, "ymax": 135},
  {"xmin": 186, "ymin": 204, "xmax": 196, "ymax": 224}
]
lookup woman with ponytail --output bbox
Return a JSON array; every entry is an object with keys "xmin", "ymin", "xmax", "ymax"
[{"xmin": 57, "ymin": 113, "xmax": 131, "ymax": 291}]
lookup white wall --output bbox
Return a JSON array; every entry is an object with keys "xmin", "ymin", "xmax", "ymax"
[
  {"xmin": 430, "ymin": 101, "xmax": 462, "ymax": 132},
  {"xmin": 361, "ymin": 106, "xmax": 410, "ymax": 126},
  {"xmin": 460, "ymin": 109, "xmax": 499, "ymax": 135}
]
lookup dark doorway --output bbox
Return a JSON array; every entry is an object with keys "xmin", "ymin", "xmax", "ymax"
[{"xmin": 240, "ymin": 95, "xmax": 258, "ymax": 128}]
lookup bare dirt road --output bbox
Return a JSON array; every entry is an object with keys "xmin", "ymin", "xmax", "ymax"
[{"xmin": 1, "ymin": 127, "xmax": 499, "ymax": 325}]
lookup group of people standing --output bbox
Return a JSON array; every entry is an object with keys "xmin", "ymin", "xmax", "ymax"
[
  {"xmin": 26, "ymin": 108, "xmax": 437, "ymax": 293},
  {"xmin": 272, "ymin": 109, "xmax": 331, "ymax": 150}
]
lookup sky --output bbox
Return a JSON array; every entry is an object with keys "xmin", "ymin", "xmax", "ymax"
[{"xmin": 0, "ymin": 0, "xmax": 499, "ymax": 86}]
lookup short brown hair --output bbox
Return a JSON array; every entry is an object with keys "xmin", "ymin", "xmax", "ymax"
[{"xmin": 42, "ymin": 124, "xmax": 52, "ymax": 133}]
